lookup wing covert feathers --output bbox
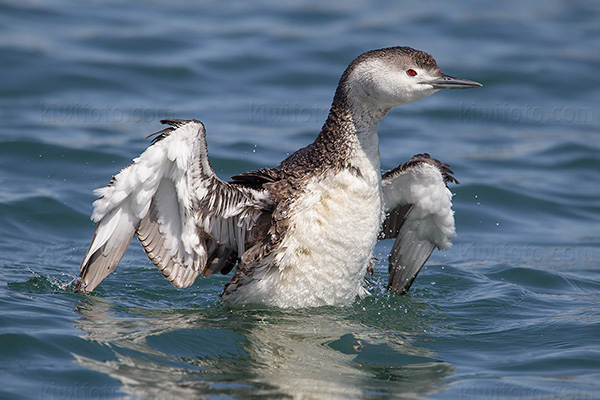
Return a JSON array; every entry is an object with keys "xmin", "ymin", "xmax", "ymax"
[
  {"xmin": 77, "ymin": 119, "xmax": 270, "ymax": 293},
  {"xmin": 381, "ymin": 154, "xmax": 458, "ymax": 294}
]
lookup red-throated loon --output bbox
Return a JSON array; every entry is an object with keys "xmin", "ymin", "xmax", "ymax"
[{"xmin": 76, "ymin": 46, "xmax": 481, "ymax": 308}]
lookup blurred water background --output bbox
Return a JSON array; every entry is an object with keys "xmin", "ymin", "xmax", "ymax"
[{"xmin": 1, "ymin": 0, "xmax": 599, "ymax": 398}]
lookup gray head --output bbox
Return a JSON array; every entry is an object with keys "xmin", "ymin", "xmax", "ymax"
[{"xmin": 338, "ymin": 46, "xmax": 482, "ymax": 109}]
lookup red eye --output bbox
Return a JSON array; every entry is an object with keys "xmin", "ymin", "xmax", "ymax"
[{"xmin": 406, "ymin": 69, "xmax": 417, "ymax": 77}]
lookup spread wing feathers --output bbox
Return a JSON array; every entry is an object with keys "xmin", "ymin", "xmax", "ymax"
[
  {"xmin": 380, "ymin": 154, "xmax": 458, "ymax": 294},
  {"xmin": 76, "ymin": 119, "xmax": 270, "ymax": 293}
]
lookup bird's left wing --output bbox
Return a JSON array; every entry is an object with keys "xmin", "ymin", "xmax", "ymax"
[
  {"xmin": 380, "ymin": 154, "xmax": 458, "ymax": 294},
  {"xmin": 77, "ymin": 119, "xmax": 271, "ymax": 293}
]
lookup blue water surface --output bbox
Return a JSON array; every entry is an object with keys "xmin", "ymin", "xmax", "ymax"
[{"xmin": 1, "ymin": 0, "xmax": 599, "ymax": 398}]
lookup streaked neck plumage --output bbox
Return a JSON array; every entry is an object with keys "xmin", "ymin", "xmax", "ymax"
[{"xmin": 315, "ymin": 77, "xmax": 392, "ymax": 176}]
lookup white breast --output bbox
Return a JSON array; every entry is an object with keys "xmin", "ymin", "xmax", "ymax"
[{"xmin": 229, "ymin": 158, "xmax": 383, "ymax": 307}]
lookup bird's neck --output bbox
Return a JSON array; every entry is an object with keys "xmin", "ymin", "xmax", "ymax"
[{"xmin": 316, "ymin": 86, "xmax": 390, "ymax": 174}]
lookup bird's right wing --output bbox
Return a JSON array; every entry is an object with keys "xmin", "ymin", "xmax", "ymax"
[
  {"xmin": 380, "ymin": 154, "xmax": 458, "ymax": 294},
  {"xmin": 77, "ymin": 119, "xmax": 272, "ymax": 293}
]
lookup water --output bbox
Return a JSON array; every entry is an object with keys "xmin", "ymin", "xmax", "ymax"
[{"xmin": 1, "ymin": 0, "xmax": 599, "ymax": 398}]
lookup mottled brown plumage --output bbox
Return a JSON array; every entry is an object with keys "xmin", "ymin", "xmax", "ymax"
[{"xmin": 383, "ymin": 153, "xmax": 459, "ymax": 185}]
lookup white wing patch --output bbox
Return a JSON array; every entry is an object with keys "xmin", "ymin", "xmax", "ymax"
[
  {"xmin": 381, "ymin": 157, "xmax": 457, "ymax": 294},
  {"xmin": 77, "ymin": 120, "xmax": 269, "ymax": 293}
]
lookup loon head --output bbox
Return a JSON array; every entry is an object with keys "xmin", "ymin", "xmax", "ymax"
[{"xmin": 340, "ymin": 46, "xmax": 482, "ymax": 110}]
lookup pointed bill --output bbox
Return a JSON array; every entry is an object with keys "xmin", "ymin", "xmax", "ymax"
[{"xmin": 425, "ymin": 74, "xmax": 482, "ymax": 89}]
